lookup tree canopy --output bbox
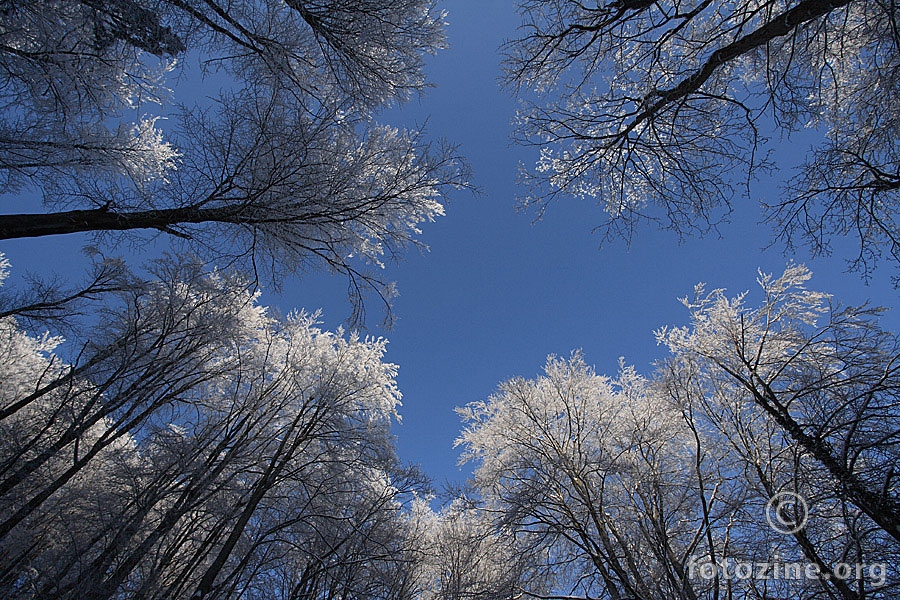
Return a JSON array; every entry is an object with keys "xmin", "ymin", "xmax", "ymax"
[
  {"xmin": 458, "ymin": 266, "xmax": 900, "ymax": 600},
  {"xmin": 0, "ymin": 254, "xmax": 428, "ymax": 600},
  {"xmin": 3, "ymin": 2, "xmax": 900, "ymax": 599},
  {"xmin": 0, "ymin": 0, "xmax": 466, "ymax": 323},
  {"xmin": 506, "ymin": 0, "xmax": 900, "ymax": 279}
]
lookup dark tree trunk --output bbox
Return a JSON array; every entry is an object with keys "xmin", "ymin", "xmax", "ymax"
[{"xmin": 0, "ymin": 205, "xmax": 248, "ymax": 239}]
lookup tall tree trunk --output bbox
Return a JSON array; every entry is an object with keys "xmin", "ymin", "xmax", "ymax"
[
  {"xmin": 0, "ymin": 205, "xmax": 248, "ymax": 239},
  {"xmin": 191, "ymin": 403, "xmax": 320, "ymax": 599},
  {"xmin": 730, "ymin": 367, "xmax": 900, "ymax": 544}
]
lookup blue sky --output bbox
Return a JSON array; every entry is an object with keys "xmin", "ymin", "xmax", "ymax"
[
  {"xmin": 2, "ymin": 0, "xmax": 899, "ymax": 489},
  {"xmin": 365, "ymin": 0, "xmax": 900, "ymax": 486}
]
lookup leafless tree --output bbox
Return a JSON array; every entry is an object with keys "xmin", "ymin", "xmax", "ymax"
[
  {"xmin": 0, "ymin": 0, "xmax": 465, "ymax": 324},
  {"xmin": 506, "ymin": 0, "xmax": 900, "ymax": 279}
]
